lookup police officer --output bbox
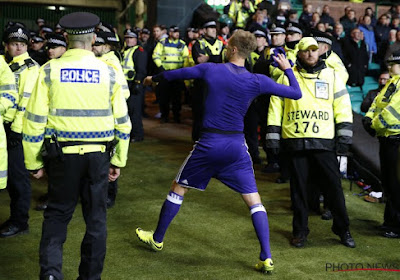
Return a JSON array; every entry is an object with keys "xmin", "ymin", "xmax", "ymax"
[
  {"xmin": 0, "ymin": 26, "xmax": 40, "ymax": 238},
  {"xmin": 244, "ymin": 29, "xmax": 268, "ymax": 164},
  {"xmin": 34, "ymin": 33, "xmax": 68, "ymax": 212},
  {"xmin": 29, "ymin": 34, "xmax": 48, "ymax": 65},
  {"xmin": 153, "ymin": 25, "xmax": 188, "ymax": 124},
  {"xmin": 311, "ymin": 30, "xmax": 349, "ymax": 84},
  {"xmin": 122, "ymin": 29, "xmax": 147, "ymax": 141},
  {"xmin": 46, "ymin": 33, "xmax": 67, "ymax": 60},
  {"xmin": 253, "ymin": 23, "xmax": 286, "ymax": 173},
  {"xmin": 93, "ymin": 30, "xmax": 131, "ymax": 208},
  {"xmin": 22, "ymin": 12, "xmax": 131, "ymax": 280},
  {"xmin": 191, "ymin": 20, "xmax": 224, "ymax": 140},
  {"xmin": 267, "ymin": 37, "xmax": 355, "ymax": 248},
  {"xmin": 285, "ymin": 22, "xmax": 303, "ymax": 63},
  {"xmin": 363, "ymin": 51, "xmax": 400, "ymax": 238},
  {"xmin": 0, "ymin": 56, "xmax": 18, "ymax": 190}
]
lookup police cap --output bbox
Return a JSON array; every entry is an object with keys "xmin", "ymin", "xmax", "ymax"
[
  {"xmin": 253, "ymin": 29, "xmax": 267, "ymax": 38},
  {"xmin": 141, "ymin": 28, "xmax": 150, "ymax": 35},
  {"xmin": 269, "ymin": 23, "xmax": 286, "ymax": 35},
  {"xmin": 124, "ymin": 29, "xmax": 137, "ymax": 38},
  {"xmin": 4, "ymin": 26, "xmax": 30, "ymax": 44},
  {"xmin": 203, "ymin": 21, "xmax": 217, "ymax": 28},
  {"xmin": 387, "ymin": 51, "xmax": 400, "ymax": 64},
  {"xmin": 310, "ymin": 30, "xmax": 333, "ymax": 46},
  {"xmin": 41, "ymin": 26, "xmax": 54, "ymax": 34},
  {"xmin": 169, "ymin": 25, "xmax": 180, "ymax": 32},
  {"xmin": 98, "ymin": 22, "xmax": 114, "ymax": 33},
  {"xmin": 94, "ymin": 31, "xmax": 119, "ymax": 46},
  {"xmin": 59, "ymin": 12, "xmax": 100, "ymax": 35},
  {"xmin": 286, "ymin": 22, "xmax": 303, "ymax": 35},
  {"xmin": 45, "ymin": 33, "xmax": 67, "ymax": 48},
  {"xmin": 32, "ymin": 35, "xmax": 45, "ymax": 43}
]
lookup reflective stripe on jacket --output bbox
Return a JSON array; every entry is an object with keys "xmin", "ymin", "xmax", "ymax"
[
  {"xmin": 366, "ymin": 75, "xmax": 400, "ymax": 137},
  {"xmin": 22, "ymin": 49, "xmax": 131, "ymax": 170}
]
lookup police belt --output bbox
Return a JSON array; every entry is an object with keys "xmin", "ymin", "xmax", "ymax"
[
  {"xmin": 62, "ymin": 145, "xmax": 105, "ymax": 155},
  {"xmin": 47, "ymin": 140, "xmax": 113, "ymax": 155},
  {"xmin": 201, "ymin": 128, "xmax": 243, "ymax": 134}
]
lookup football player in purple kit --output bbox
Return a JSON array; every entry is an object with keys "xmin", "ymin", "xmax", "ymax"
[{"xmin": 136, "ymin": 30, "xmax": 302, "ymax": 274}]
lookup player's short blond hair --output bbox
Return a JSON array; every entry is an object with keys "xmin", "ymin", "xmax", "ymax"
[{"xmin": 228, "ymin": 30, "xmax": 257, "ymax": 59}]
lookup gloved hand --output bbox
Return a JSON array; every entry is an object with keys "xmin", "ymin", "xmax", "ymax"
[
  {"xmin": 267, "ymin": 148, "xmax": 280, "ymax": 156},
  {"xmin": 362, "ymin": 117, "xmax": 376, "ymax": 137},
  {"xmin": 8, "ymin": 131, "xmax": 22, "ymax": 149},
  {"xmin": 336, "ymin": 143, "xmax": 350, "ymax": 156}
]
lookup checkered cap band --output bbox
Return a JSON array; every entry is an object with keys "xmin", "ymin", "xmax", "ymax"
[
  {"xmin": 8, "ymin": 29, "xmax": 28, "ymax": 42},
  {"xmin": 65, "ymin": 27, "xmax": 96, "ymax": 35},
  {"xmin": 286, "ymin": 26, "xmax": 302, "ymax": 34},
  {"xmin": 48, "ymin": 38, "xmax": 67, "ymax": 47},
  {"xmin": 314, "ymin": 36, "xmax": 332, "ymax": 45}
]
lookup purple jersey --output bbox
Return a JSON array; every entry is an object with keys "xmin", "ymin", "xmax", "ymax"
[
  {"xmin": 158, "ymin": 62, "xmax": 301, "ymax": 132},
  {"xmin": 155, "ymin": 62, "xmax": 301, "ymax": 193}
]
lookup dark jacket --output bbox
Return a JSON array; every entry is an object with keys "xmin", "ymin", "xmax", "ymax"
[{"xmin": 342, "ymin": 38, "xmax": 369, "ymax": 87}]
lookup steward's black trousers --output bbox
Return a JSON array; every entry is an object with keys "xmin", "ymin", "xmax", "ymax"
[
  {"xmin": 379, "ymin": 137, "xmax": 400, "ymax": 232},
  {"xmin": 39, "ymin": 151, "xmax": 109, "ymax": 280},
  {"xmin": 289, "ymin": 150, "xmax": 350, "ymax": 237}
]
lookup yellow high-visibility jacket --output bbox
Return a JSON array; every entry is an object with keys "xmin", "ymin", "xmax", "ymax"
[
  {"xmin": 324, "ymin": 50, "xmax": 349, "ymax": 84},
  {"xmin": 2, "ymin": 52, "xmax": 39, "ymax": 133},
  {"xmin": 122, "ymin": 45, "xmax": 139, "ymax": 81},
  {"xmin": 0, "ymin": 56, "xmax": 18, "ymax": 189},
  {"xmin": 22, "ymin": 49, "xmax": 131, "ymax": 170},
  {"xmin": 228, "ymin": 1, "xmax": 255, "ymax": 28},
  {"xmin": 99, "ymin": 51, "xmax": 130, "ymax": 100},
  {"xmin": 153, "ymin": 38, "xmax": 189, "ymax": 70},
  {"xmin": 267, "ymin": 62, "xmax": 353, "ymax": 151},
  {"xmin": 366, "ymin": 75, "xmax": 400, "ymax": 137}
]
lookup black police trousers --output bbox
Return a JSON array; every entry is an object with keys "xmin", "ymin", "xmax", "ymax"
[
  {"xmin": 379, "ymin": 137, "xmax": 400, "ymax": 232},
  {"xmin": 289, "ymin": 150, "xmax": 350, "ymax": 237},
  {"xmin": 39, "ymin": 151, "xmax": 109, "ymax": 280},
  {"xmin": 127, "ymin": 84, "xmax": 144, "ymax": 141},
  {"xmin": 158, "ymin": 79, "xmax": 183, "ymax": 122},
  {"xmin": 4, "ymin": 123, "xmax": 31, "ymax": 228}
]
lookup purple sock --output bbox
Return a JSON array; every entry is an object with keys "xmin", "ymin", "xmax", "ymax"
[
  {"xmin": 250, "ymin": 203, "xmax": 272, "ymax": 260},
  {"xmin": 153, "ymin": 191, "xmax": 183, "ymax": 243}
]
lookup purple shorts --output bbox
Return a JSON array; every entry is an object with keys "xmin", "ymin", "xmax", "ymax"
[{"xmin": 175, "ymin": 132, "xmax": 258, "ymax": 194}]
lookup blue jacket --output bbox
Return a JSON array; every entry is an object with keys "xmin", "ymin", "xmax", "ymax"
[{"xmin": 358, "ymin": 24, "xmax": 377, "ymax": 53}]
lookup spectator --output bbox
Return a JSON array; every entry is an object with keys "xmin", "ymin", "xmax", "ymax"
[
  {"xmin": 299, "ymin": 3, "xmax": 313, "ymax": 30},
  {"xmin": 342, "ymin": 27, "xmax": 369, "ymax": 87},
  {"xmin": 375, "ymin": 14, "xmax": 391, "ymax": 52},
  {"xmin": 365, "ymin": 7, "xmax": 377, "ymax": 27},
  {"xmin": 390, "ymin": 16, "xmax": 400, "ymax": 30},
  {"xmin": 341, "ymin": 9, "xmax": 357, "ymax": 36},
  {"xmin": 316, "ymin": 22, "xmax": 326, "ymax": 32},
  {"xmin": 320, "ymin": 5, "xmax": 335, "ymax": 29},
  {"xmin": 340, "ymin": 6, "xmax": 352, "ymax": 22},
  {"xmin": 218, "ymin": 22, "xmax": 230, "ymax": 45},
  {"xmin": 310, "ymin": 12, "xmax": 320, "ymax": 30},
  {"xmin": 246, "ymin": 9, "xmax": 268, "ymax": 32},
  {"xmin": 384, "ymin": 29, "xmax": 400, "ymax": 67},
  {"xmin": 360, "ymin": 72, "xmax": 390, "ymax": 113},
  {"xmin": 287, "ymin": 10, "xmax": 298, "ymax": 23},
  {"xmin": 358, "ymin": 15, "xmax": 377, "ymax": 63},
  {"xmin": 389, "ymin": 4, "xmax": 400, "ymax": 19}
]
